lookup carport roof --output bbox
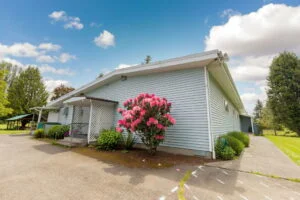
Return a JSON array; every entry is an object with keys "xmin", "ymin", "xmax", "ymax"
[
  {"xmin": 6, "ymin": 114, "xmax": 32, "ymax": 121},
  {"xmin": 63, "ymin": 96, "xmax": 118, "ymax": 107}
]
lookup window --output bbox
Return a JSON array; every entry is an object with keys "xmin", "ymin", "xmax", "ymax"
[{"xmin": 63, "ymin": 107, "xmax": 69, "ymax": 117}]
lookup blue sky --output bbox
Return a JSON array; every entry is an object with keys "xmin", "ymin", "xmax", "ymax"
[{"xmin": 0, "ymin": 0, "xmax": 299, "ymax": 113}]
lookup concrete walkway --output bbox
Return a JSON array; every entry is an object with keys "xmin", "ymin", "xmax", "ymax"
[
  {"xmin": 207, "ymin": 135, "xmax": 300, "ymax": 179},
  {"xmin": 0, "ymin": 134, "xmax": 299, "ymax": 200}
]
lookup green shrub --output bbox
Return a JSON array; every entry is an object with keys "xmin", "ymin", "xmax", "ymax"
[
  {"xmin": 120, "ymin": 133, "xmax": 136, "ymax": 150},
  {"xmin": 97, "ymin": 129, "xmax": 122, "ymax": 150},
  {"xmin": 227, "ymin": 131, "xmax": 250, "ymax": 147},
  {"xmin": 223, "ymin": 135, "xmax": 245, "ymax": 156},
  {"xmin": 215, "ymin": 137, "xmax": 236, "ymax": 160},
  {"xmin": 47, "ymin": 125, "xmax": 69, "ymax": 139},
  {"xmin": 34, "ymin": 129, "xmax": 44, "ymax": 138},
  {"xmin": 220, "ymin": 146, "xmax": 236, "ymax": 160}
]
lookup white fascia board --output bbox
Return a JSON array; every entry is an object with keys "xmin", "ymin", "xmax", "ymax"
[
  {"xmin": 63, "ymin": 97, "xmax": 86, "ymax": 104},
  {"xmin": 47, "ymin": 50, "xmax": 220, "ymax": 107},
  {"xmin": 221, "ymin": 63, "xmax": 246, "ymax": 114}
]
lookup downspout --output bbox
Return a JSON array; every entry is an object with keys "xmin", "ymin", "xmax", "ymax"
[
  {"xmin": 204, "ymin": 66, "xmax": 215, "ymax": 159},
  {"xmin": 250, "ymin": 116, "xmax": 254, "ymax": 134}
]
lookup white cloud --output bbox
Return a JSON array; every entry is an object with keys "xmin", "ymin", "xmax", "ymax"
[
  {"xmin": 49, "ymin": 10, "xmax": 84, "ymax": 30},
  {"xmin": 0, "ymin": 57, "xmax": 24, "ymax": 67},
  {"xmin": 39, "ymin": 65, "xmax": 74, "ymax": 76},
  {"xmin": 220, "ymin": 9, "xmax": 241, "ymax": 18},
  {"xmin": 229, "ymin": 55, "xmax": 274, "ymax": 82},
  {"xmin": 205, "ymin": 4, "xmax": 300, "ymax": 114},
  {"xmin": 0, "ymin": 42, "xmax": 77, "ymax": 64},
  {"xmin": 0, "ymin": 56, "xmax": 74, "ymax": 76},
  {"xmin": 0, "ymin": 42, "xmax": 39, "ymax": 57},
  {"xmin": 36, "ymin": 55, "xmax": 56, "ymax": 63},
  {"xmin": 241, "ymin": 90, "xmax": 267, "ymax": 114},
  {"xmin": 90, "ymin": 22, "xmax": 102, "ymax": 28},
  {"xmin": 38, "ymin": 43, "xmax": 61, "ymax": 51},
  {"xmin": 205, "ymin": 4, "xmax": 300, "ymax": 56},
  {"xmin": 94, "ymin": 30, "xmax": 115, "ymax": 48},
  {"xmin": 59, "ymin": 53, "xmax": 76, "ymax": 63},
  {"xmin": 48, "ymin": 11, "xmax": 67, "ymax": 21},
  {"xmin": 116, "ymin": 63, "xmax": 138, "ymax": 70},
  {"xmin": 116, "ymin": 64, "xmax": 132, "ymax": 69},
  {"xmin": 64, "ymin": 17, "xmax": 84, "ymax": 30},
  {"xmin": 44, "ymin": 78, "xmax": 70, "ymax": 92}
]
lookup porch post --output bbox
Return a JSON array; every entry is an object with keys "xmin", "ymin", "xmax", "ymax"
[
  {"xmin": 87, "ymin": 100, "xmax": 93, "ymax": 144},
  {"xmin": 37, "ymin": 108, "xmax": 43, "ymax": 125},
  {"xmin": 70, "ymin": 105, "xmax": 74, "ymax": 145}
]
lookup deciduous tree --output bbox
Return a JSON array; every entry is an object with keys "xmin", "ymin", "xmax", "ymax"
[
  {"xmin": 0, "ymin": 69, "xmax": 13, "ymax": 117},
  {"xmin": 260, "ymin": 101, "xmax": 281, "ymax": 135},
  {"xmin": 8, "ymin": 67, "xmax": 48, "ymax": 119},
  {"xmin": 51, "ymin": 84, "xmax": 75, "ymax": 101}
]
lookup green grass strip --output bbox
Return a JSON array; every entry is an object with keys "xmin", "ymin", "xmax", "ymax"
[
  {"xmin": 250, "ymin": 171, "xmax": 300, "ymax": 183},
  {"xmin": 265, "ymin": 135, "xmax": 300, "ymax": 165}
]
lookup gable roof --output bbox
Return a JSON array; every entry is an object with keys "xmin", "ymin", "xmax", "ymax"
[{"xmin": 47, "ymin": 49, "xmax": 246, "ymax": 114}]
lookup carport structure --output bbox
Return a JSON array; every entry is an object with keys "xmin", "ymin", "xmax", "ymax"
[{"xmin": 5, "ymin": 114, "xmax": 34, "ymax": 130}]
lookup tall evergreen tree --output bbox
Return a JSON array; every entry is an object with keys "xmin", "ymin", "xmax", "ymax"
[
  {"xmin": 0, "ymin": 69, "xmax": 13, "ymax": 117},
  {"xmin": 267, "ymin": 52, "xmax": 300, "ymax": 136},
  {"xmin": 8, "ymin": 67, "xmax": 48, "ymax": 115},
  {"xmin": 144, "ymin": 55, "xmax": 151, "ymax": 64},
  {"xmin": 253, "ymin": 99, "xmax": 263, "ymax": 122},
  {"xmin": 253, "ymin": 99, "xmax": 263, "ymax": 133}
]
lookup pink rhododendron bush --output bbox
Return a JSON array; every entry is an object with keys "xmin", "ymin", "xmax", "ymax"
[{"xmin": 116, "ymin": 93, "xmax": 176, "ymax": 154}]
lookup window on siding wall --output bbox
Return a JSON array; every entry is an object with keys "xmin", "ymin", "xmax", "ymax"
[
  {"xmin": 224, "ymin": 99, "xmax": 229, "ymax": 111},
  {"xmin": 63, "ymin": 107, "xmax": 69, "ymax": 118}
]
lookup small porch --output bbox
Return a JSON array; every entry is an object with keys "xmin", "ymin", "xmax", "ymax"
[{"xmin": 63, "ymin": 96, "xmax": 118, "ymax": 145}]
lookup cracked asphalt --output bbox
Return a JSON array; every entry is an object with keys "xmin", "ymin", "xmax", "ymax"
[{"xmin": 0, "ymin": 134, "xmax": 299, "ymax": 200}]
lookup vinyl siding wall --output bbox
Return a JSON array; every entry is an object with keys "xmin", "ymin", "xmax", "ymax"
[
  {"xmin": 86, "ymin": 68, "xmax": 211, "ymax": 152},
  {"xmin": 208, "ymin": 72, "xmax": 241, "ymax": 140},
  {"xmin": 57, "ymin": 105, "xmax": 74, "ymax": 125},
  {"xmin": 47, "ymin": 111, "xmax": 59, "ymax": 122}
]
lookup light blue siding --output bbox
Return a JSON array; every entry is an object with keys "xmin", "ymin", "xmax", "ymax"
[
  {"xmin": 208, "ymin": 73, "xmax": 241, "ymax": 140},
  {"xmin": 86, "ymin": 68, "xmax": 210, "ymax": 152},
  {"xmin": 57, "ymin": 105, "xmax": 73, "ymax": 125}
]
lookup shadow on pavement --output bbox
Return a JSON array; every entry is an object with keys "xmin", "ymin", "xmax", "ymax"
[
  {"xmin": 33, "ymin": 143, "xmax": 69, "ymax": 155},
  {"xmin": 9, "ymin": 133, "xmax": 30, "ymax": 137}
]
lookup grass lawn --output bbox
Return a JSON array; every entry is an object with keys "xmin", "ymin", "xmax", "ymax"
[
  {"xmin": 0, "ymin": 124, "xmax": 30, "ymax": 135},
  {"xmin": 265, "ymin": 135, "xmax": 300, "ymax": 166},
  {"xmin": 263, "ymin": 129, "xmax": 298, "ymax": 137}
]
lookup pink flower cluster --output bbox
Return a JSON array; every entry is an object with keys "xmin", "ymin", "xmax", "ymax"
[
  {"xmin": 155, "ymin": 135, "xmax": 164, "ymax": 140},
  {"xmin": 116, "ymin": 93, "xmax": 176, "ymax": 141}
]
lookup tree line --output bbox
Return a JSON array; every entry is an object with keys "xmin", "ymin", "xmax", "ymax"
[
  {"xmin": 0, "ymin": 62, "xmax": 74, "ymax": 121},
  {"xmin": 253, "ymin": 52, "xmax": 300, "ymax": 136}
]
